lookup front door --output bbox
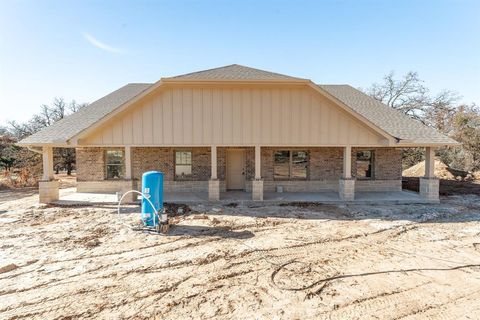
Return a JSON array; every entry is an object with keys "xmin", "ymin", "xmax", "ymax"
[{"xmin": 226, "ymin": 149, "xmax": 246, "ymax": 190}]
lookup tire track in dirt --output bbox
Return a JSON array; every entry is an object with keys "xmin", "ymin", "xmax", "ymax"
[
  {"xmin": 41, "ymin": 236, "xmax": 190, "ymax": 263},
  {"xmin": 0, "ymin": 222, "xmax": 440, "ymax": 300},
  {"xmin": 4, "ymin": 201, "xmax": 480, "ymax": 319},
  {"xmin": 0, "ymin": 235, "xmax": 226, "ymax": 295},
  {"xmin": 149, "ymin": 222, "xmax": 421, "ymax": 290},
  {"xmin": 14, "ymin": 220, "xmax": 398, "ymax": 295},
  {"xmin": 393, "ymin": 288, "xmax": 480, "ymax": 319},
  {"xmin": 1, "ymin": 232, "xmax": 239, "ymax": 311},
  {"xmin": 322, "ymin": 279, "xmax": 434, "ymax": 314},
  {"xmin": 324, "ymin": 274, "xmax": 480, "ymax": 320},
  {"xmin": 3, "ymin": 275, "xmax": 193, "ymax": 320},
  {"xmin": 226, "ymin": 222, "xmax": 419, "ymax": 272},
  {"xmin": 6, "ymin": 231, "xmax": 312, "ymax": 315},
  {"xmin": 0, "ymin": 284, "xmax": 119, "ymax": 316}
]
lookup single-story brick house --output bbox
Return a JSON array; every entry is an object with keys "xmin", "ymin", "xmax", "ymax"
[{"xmin": 18, "ymin": 65, "xmax": 459, "ymax": 203}]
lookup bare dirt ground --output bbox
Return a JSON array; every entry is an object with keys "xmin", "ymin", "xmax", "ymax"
[{"xmin": 1, "ymin": 190, "xmax": 480, "ymax": 319}]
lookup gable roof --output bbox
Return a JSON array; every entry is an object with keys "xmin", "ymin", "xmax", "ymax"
[
  {"xmin": 17, "ymin": 65, "xmax": 458, "ymax": 147},
  {"xmin": 164, "ymin": 64, "xmax": 307, "ymax": 81},
  {"xmin": 317, "ymin": 85, "xmax": 458, "ymax": 145},
  {"xmin": 18, "ymin": 83, "xmax": 151, "ymax": 145}
]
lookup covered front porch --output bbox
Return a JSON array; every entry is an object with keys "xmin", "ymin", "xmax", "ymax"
[
  {"xmin": 39, "ymin": 145, "xmax": 440, "ymax": 204},
  {"xmin": 204, "ymin": 145, "xmax": 439, "ymax": 203}
]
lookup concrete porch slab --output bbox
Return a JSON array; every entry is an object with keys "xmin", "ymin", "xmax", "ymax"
[
  {"xmin": 54, "ymin": 189, "xmax": 433, "ymax": 206},
  {"xmin": 55, "ymin": 192, "xmax": 119, "ymax": 205}
]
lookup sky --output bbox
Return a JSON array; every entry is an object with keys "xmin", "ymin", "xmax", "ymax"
[{"xmin": 0, "ymin": 0, "xmax": 479, "ymax": 125}]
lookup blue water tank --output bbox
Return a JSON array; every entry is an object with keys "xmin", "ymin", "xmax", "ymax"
[{"xmin": 141, "ymin": 171, "xmax": 164, "ymax": 226}]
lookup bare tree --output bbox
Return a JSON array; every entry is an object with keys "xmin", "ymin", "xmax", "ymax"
[
  {"xmin": 449, "ymin": 104, "xmax": 480, "ymax": 171},
  {"xmin": 365, "ymin": 71, "xmax": 459, "ymax": 124},
  {"xmin": 366, "ymin": 71, "xmax": 429, "ymax": 120},
  {"xmin": 2, "ymin": 98, "xmax": 87, "ymax": 179},
  {"xmin": 69, "ymin": 100, "xmax": 87, "ymax": 113},
  {"xmin": 363, "ymin": 71, "xmax": 468, "ymax": 172},
  {"xmin": 425, "ymin": 90, "xmax": 461, "ymax": 132}
]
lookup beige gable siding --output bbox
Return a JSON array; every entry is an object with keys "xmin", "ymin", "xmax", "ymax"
[{"xmin": 82, "ymin": 85, "xmax": 385, "ymax": 146}]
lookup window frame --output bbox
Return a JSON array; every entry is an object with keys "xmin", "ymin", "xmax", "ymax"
[
  {"xmin": 273, "ymin": 150, "xmax": 309, "ymax": 181},
  {"xmin": 174, "ymin": 150, "xmax": 193, "ymax": 180},
  {"xmin": 355, "ymin": 150, "xmax": 375, "ymax": 180},
  {"xmin": 105, "ymin": 149, "xmax": 125, "ymax": 180}
]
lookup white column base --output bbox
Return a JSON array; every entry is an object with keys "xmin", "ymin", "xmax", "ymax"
[
  {"xmin": 252, "ymin": 179, "xmax": 264, "ymax": 201},
  {"xmin": 39, "ymin": 180, "xmax": 59, "ymax": 203},
  {"xmin": 339, "ymin": 178, "xmax": 355, "ymax": 201},
  {"xmin": 420, "ymin": 177, "xmax": 439, "ymax": 202},
  {"xmin": 208, "ymin": 179, "xmax": 220, "ymax": 201}
]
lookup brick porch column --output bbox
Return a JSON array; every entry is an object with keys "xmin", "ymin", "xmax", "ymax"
[
  {"xmin": 208, "ymin": 146, "xmax": 220, "ymax": 201},
  {"xmin": 420, "ymin": 147, "xmax": 439, "ymax": 202},
  {"xmin": 339, "ymin": 146, "xmax": 355, "ymax": 201},
  {"xmin": 252, "ymin": 145, "xmax": 263, "ymax": 201},
  {"xmin": 39, "ymin": 146, "xmax": 59, "ymax": 203}
]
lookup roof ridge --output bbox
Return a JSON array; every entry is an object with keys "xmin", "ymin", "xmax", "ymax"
[
  {"xmin": 166, "ymin": 64, "xmax": 239, "ymax": 79},
  {"xmin": 165, "ymin": 64, "xmax": 306, "ymax": 80}
]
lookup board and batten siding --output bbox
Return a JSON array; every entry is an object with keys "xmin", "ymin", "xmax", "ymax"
[{"xmin": 82, "ymin": 85, "xmax": 384, "ymax": 146}]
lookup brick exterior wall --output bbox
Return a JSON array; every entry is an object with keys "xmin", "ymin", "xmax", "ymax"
[
  {"xmin": 352, "ymin": 147, "xmax": 402, "ymax": 180},
  {"xmin": 261, "ymin": 147, "xmax": 401, "ymax": 181},
  {"xmin": 261, "ymin": 147, "xmax": 344, "ymax": 192},
  {"xmin": 76, "ymin": 147, "xmax": 107, "ymax": 181},
  {"xmin": 75, "ymin": 146, "xmax": 403, "ymax": 193},
  {"xmin": 261, "ymin": 147, "xmax": 343, "ymax": 180},
  {"xmin": 261, "ymin": 147, "xmax": 402, "ymax": 192},
  {"xmin": 131, "ymin": 147, "xmax": 211, "ymax": 181}
]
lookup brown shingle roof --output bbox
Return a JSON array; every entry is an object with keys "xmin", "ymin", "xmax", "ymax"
[
  {"xmin": 165, "ymin": 64, "xmax": 306, "ymax": 81},
  {"xmin": 18, "ymin": 65, "xmax": 458, "ymax": 146},
  {"xmin": 318, "ymin": 84, "xmax": 458, "ymax": 145},
  {"xmin": 18, "ymin": 83, "xmax": 151, "ymax": 145}
]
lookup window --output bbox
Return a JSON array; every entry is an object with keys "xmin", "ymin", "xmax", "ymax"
[
  {"xmin": 292, "ymin": 151, "xmax": 308, "ymax": 179},
  {"xmin": 274, "ymin": 151, "xmax": 290, "ymax": 179},
  {"xmin": 274, "ymin": 150, "xmax": 308, "ymax": 180},
  {"xmin": 356, "ymin": 150, "xmax": 374, "ymax": 179},
  {"xmin": 106, "ymin": 150, "xmax": 124, "ymax": 179},
  {"xmin": 175, "ymin": 151, "xmax": 192, "ymax": 177}
]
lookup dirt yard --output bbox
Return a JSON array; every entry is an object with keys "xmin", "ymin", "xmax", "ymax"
[{"xmin": 1, "ymin": 190, "xmax": 480, "ymax": 319}]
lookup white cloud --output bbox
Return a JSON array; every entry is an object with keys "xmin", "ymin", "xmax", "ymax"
[{"xmin": 82, "ymin": 32, "xmax": 124, "ymax": 54}]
